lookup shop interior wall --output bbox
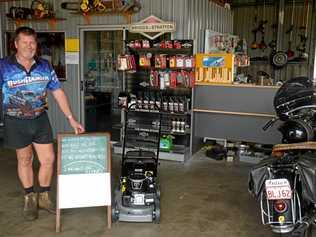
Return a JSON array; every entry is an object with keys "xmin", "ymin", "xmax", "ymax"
[
  {"xmin": 0, "ymin": 0, "xmax": 233, "ymax": 138},
  {"xmin": 233, "ymin": 2, "xmax": 315, "ymax": 82},
  {"xmin": 312, "ymin": 2, "xmax": 316, "ymax": 83}
]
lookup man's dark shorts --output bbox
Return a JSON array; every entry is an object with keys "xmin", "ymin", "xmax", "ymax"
[{"xmin": 4, "ymin": 112, "xmax": 53, "ymax": 149}]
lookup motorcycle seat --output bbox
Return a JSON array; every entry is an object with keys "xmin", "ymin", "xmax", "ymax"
[{"xmin": 272, "ymin": 141, "xmax": 316, "ymax": 156}]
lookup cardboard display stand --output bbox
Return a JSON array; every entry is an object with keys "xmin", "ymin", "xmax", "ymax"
[
  {"xmin": 195, "ymin": 53, "xmax": 234, "ymax": 84},
  {"xmin": 56, "ymin": 133, "xmax": 112, "ymax": 232}
]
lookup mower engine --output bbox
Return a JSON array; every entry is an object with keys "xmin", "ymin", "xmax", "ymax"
[{"xmin": 121, "ymin": 171, "xmax": 156, "ymax": 206}]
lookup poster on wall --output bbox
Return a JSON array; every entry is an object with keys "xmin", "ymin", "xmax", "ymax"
[{"xmin": 204, "ymin": 29, "xmax": 239, "ymax": 54}]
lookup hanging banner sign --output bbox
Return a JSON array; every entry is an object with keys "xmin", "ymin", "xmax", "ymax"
[{"xmin": 128, "ymin": 15, "xmax": 176, "ymax": 40}]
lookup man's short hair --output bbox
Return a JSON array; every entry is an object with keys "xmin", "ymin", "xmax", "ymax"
[{"xmin": 14, "ymin": 26, "xmax": 37, "ymax": 42}]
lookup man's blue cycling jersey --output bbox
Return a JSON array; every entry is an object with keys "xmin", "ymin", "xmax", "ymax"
[{"xmin": 0, "ymin": 56, "xmax": 61, "ymax": 119}]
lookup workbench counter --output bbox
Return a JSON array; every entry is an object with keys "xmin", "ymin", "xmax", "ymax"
[{"xmin": 191, "ymin": 84, "xmax": 282, "ymax": 152}]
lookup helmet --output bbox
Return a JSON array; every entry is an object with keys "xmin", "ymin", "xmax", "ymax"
[{"xmin": 279, "ymin": 119, "xmax": 314, "ymax": 143}]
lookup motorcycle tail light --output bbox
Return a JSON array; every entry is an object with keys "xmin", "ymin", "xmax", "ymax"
[{"xmin": 274, "ymin": 200, "xmax": 287, "ymax": 213}]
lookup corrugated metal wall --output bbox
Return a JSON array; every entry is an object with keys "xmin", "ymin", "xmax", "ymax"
[
  {"xmin": 0, "ymin": 0, "xmax": 233, "ymax": 137},
  {"xmin": 233, "ymin": 2, "xmax": 315, "ymax": 82},
  {"xmin": 311, "ymin": 2, "xmax": 316, "ymax": 82}
]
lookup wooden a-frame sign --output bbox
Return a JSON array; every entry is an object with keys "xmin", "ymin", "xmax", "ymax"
[{"xmin": 56, "ymin": 133, "xmax": 112, "ymax": 232}]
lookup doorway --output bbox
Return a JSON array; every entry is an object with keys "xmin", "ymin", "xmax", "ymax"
[{"xmin": 80, "ymin": 26, "xmax": 125, "ymax": 141}]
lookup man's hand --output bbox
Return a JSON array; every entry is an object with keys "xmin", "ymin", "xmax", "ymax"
[
  {"xmin": 68, "ymin": 116, "xmax": 85, "ymax": 134},
  {"xmin": 51, "ymin": 89, "xmax": 85, "ymax": 134}
]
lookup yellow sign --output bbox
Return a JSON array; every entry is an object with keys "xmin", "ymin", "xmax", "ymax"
[{"xmin": 65, "ymin": 38, "xmax": 79, "ymax": 52}]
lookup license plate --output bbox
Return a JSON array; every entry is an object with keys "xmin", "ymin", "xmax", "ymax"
[
  {"xmin": 265, "ymin": 179, "xmax": 292, "ymax": 200},
  {"xmin": 134, "ymin": 194, "xmax": 145, "ymax": 205}
]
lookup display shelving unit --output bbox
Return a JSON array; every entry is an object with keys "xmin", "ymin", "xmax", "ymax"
[{"xmin": 114, "ymin": 36, "xmax": 194, "ymax": 162}]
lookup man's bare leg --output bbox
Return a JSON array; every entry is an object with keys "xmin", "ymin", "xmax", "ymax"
[
  {"xmin": 16, "ymin": 145, "xmax": 38, "ymax": 220},
  {"xmin": 16, "ymin": 145, "xmax": 34, "ymax": 188},
  {"xmin": 33, "ymin": 143, "xmax": 55, "ymax": 186},
  {"xmin": 33, "ymin": 142, "xmax": 56, "ymax": 214}
]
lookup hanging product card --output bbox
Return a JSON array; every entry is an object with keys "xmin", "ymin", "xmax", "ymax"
[
  {"xmin": 155, "ymin": 55, "xmax": 167, "ymax": 69},
  {"xmin": 139, "ymin": 54, "xmax": 151, "ymax": 67},
  {"xmin": 173, "ymin": 40, "xmax": 182, "ymax": 49},
  {"xmin": 170, "ymin": 72, "xmax": 177, "ymax": 88},
  {"xmin": 118, "ymin": 55, "xmax": 128, "ymax": 70},
  {"xmin": 118, "ymin": 55, "xmax": 136, "ymax": 71},
  {"xmin": 169, "ymin": 56, "xmax": 176, "ymax": 68},
  {"xmin": 185, "ymin": 57, "xmax": 192, "ymax": 68},
  {"xmin": 176, "ymin": 72, "xmax": 184, "ymax": 85},
  {"xmin": 165, "ymin": 41, "xmax": 173, "ymax": 49},
  {"xmin": 150, "ymin": 70, "xmax": 159, "ymax": 87},
  {"xmin": 176, "ymin": 57, "xmax": 184, "ymax": 68},
  {"xmin": 142, "ymin": 40, "xmax": 150, "ymax": 48},
  {"xmin": 134, "ymin": 40, "xmax": 142, "ymax": 48},
  {"xmin": 154, "ymin": 55, "xmax": 161, "ymax": 68},
  {"xmin": 189, "ymin": 71, "xmax": 195, "ymax": 87},
  {"xmin": 129, "ymin": 55, "xmax": 136, "ymax": 71}
]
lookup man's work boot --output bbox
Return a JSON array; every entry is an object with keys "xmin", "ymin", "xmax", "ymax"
[
  {"xmin": 38, "ymin": 191, "xmax": 56, "ymax": 214},
  {"xmin": 23, "ymin": 192, "xmax": 38, "ymax": 221}
]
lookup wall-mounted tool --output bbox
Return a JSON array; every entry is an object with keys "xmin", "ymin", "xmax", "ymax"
[
  {"xmin": 79, "ymin": 0, "xmax": 91, "ymax": 13},
  {"xmin": 271, "ymin": 51, "xmax": 288, "ymax": 69},
  {"xmin": 250, "ymin": 7, "xmax": 259, "ymax": 50},
  {"xmin": 268, "ymin": 24, "xmax": 277, "ymax": 50},
  {"xmin": 296, "ymin": 0, "xmax": 310, "ymax": 60},
  {"xmin": 257, "ymin": 20, "xmax": 268, "ymax": 51},
  {"xmin": 94, "ymin": 0, "xmax": 107, "ymax": 12},
  {"xmin": 6, "ymin": 7, "xmax": 33, "ymax": 20},
  {"xmin": 80, "ymin": 0, "xmax": 107, "ymax": 13},
  {"xmin": 61, "ymin": 0, "xmax": 141, "ymax": 13},
  {"xmin": 251, "ymin": 28, "xmax": 259, "ymax": 49},
  {"xmin": 285, "ymin": 0, "xmax": 295, "ymax": 59},
  {"xmin": 257, "ymin": 0, "xmax": 267, "ymax": 51},
  {"xmin": 31, "ymin": 0, "xmax": 54, "ymax": 19},
  {"xmin": 268, "ymin": 1, "xmax": 278, "ymax": 50},
  {"xmin": 60, "ymin": 2, "xmax": 79, "ymax": 11}
]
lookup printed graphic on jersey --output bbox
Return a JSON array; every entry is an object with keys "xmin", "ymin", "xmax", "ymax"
[{"xmin": 0, "ymin": 57, "xmax": 61, "ymax": 119}]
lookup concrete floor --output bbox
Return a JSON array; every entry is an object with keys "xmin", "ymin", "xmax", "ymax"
[{"xmin": 0, "ymin": 147, "xmax": 276, "ymax": 237}]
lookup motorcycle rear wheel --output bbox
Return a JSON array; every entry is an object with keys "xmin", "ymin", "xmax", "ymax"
[
  {"xmin": 272, "ymin": 233, "xmax": 291, "ymax": 237},
  {"xmin": 305, "ymin": 225, "xmax": 315, "ymax": 237},
  {"xmin": 272, "ymin": 225, "xmax": 315, "ymax": 237}
]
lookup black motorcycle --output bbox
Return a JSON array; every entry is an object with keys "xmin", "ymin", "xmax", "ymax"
[{"xmin": 249, "ymin": 77, "xmax": 316, "ymax": 237}]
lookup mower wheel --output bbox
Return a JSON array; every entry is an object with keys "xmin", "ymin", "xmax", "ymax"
[
  {"xmin": 153, "ymin": 199, "xmax": 160, "ymax": 224},
  {"xmin": 112, "ymin": 203, "xmax": 119, "ymax": 222},
  {"xmin": 156, "ymin": 187, "xmax": 161, "ymax": 200}
]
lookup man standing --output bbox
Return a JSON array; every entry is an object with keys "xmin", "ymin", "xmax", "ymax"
[{"xmin": 0, "ymin": 26, "xmax": 85, "ymax": 221}]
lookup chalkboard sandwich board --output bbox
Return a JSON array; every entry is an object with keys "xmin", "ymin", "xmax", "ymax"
[{"xmin": 56, "ymin": 133, "xmax": 112, "ymax": 232}]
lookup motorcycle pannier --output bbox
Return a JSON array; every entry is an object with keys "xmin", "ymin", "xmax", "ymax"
[
  {"xmin": 249, "ymin": 153, "xmax": 316, "ymax": 204},
  {"xmin": 297, "ymin": 153, "xmax": 316, "ymax": 204}
]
